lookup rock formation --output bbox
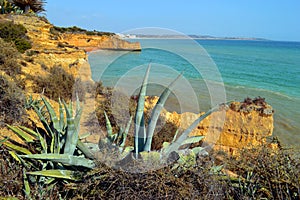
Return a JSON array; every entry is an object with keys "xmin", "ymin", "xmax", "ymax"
[
  {"xmin": 6, "ymin": 15, "xmax": 140, "ymax": 88},
  {"xmin": 60, "ymin": 33, "xmax": 141, "ymax": 52},
  {"xmin": 145, "ymin": 96, "xmax": 274, "ymax": 154}
]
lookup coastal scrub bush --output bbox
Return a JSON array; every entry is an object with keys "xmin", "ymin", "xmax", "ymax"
[
  {"xmin": 85, "ymin": 30, "xmax": 115, "ymax": 36},
  {"xmin": 50, "ymin": 25, "xmax": 115, "ymax": 36},
  {"xmin": 225, "ymin": 142, "xmax": 300, "ymax": 199},
  {"xmin": 0, "ymin": 21, "xmax": 32, "ymax": 53},
  {"xmin": 0, "ymin": 74, "xmax": 26, "ymax": 126},
  {"xmin": 95, "ymin": 87, "xmax": 135, "ymax": 132},
  {"xmin": 13, "ymin": 37, "xmax": 32, "ymax": 53},
  {"xmin": 0, "ymin": 145, "xmax": 25, "ymax": 197},
  {"xmin": 0, "ymin": 38, "xmax": 22, "ymax": 77},
  {"xmin": 32, "ymin": 66, "xmax": 85, "ymax": 101}
]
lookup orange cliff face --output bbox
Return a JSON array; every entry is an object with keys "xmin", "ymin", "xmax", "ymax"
[
  {"xmin": 8, "ymin": 15, "xmax": 141, "ymax": 90},
  {"xmin": 9, "ymin": 15, "xmax": 93, "ymax": 85},
  {"xmin": 145, "ymin": 97, "xmax": 274, "ymax": 154},
  {"xmin": 60, "ymin": 33, "xmax": 141, "ymax": 52}
]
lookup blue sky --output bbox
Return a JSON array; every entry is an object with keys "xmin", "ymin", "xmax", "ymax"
[{"xmin": 46, "ymin": 0, "xmax": 300, "ymax": 41}]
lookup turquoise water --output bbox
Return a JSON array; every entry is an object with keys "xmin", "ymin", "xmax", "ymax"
[{"xmin": 88, "ymin": 39, "xmax": 300, "ymax": 148}]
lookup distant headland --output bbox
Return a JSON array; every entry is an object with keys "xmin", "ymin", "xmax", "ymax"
[{"xmin": 119, "ymin": 34, "xmax": 269, "ymax": 41}]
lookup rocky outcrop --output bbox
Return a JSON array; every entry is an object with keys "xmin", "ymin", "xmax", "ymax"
[
  {"xmin": 145, "ymin": 97, "xmax": 274, "ymax": 154},
  {"xmin": 60, "ymin": 34, "xmax": 141, "ymax": 52}
]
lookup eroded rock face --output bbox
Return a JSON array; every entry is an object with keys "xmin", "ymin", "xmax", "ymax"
[
  {"xmin": 60, "ymin": 34, "xmax": 141, "ymax": 52},
  {"xmin": 9, "ymin": 15, "xmax": 141, "ymax": 89},
  {"xmin": 145, "ymin": 97, "xmax": 274, "ymax": 154},
  {"xmin": 8, "ymin": 15, "xmax": 93, "ymax": 87}
]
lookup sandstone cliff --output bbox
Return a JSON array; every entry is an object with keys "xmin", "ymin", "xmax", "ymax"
[
  {"xmin": 9, "ymin": 15, "xmax": 91, "ymax": 85},
  {"xmin": 7, "ymin": 15, "xmax": 140, "ymax": 87},
  {"xmin": 59, "ymin": 33, "xmax": 141, "ymax": 52},
  {"xmin": 144, "ymin": 97, "xmax": 274, "ymax": 154}
]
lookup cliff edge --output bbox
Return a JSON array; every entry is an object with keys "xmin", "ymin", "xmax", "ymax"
[
  {"xmin": 144, "ymin": 96, "xmax": 274, "ymax": 154},
  {"xmin": 5, "ymin": 15, "xmax": 140, "ymax": 87}
]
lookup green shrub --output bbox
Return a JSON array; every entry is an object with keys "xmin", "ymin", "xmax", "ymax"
[
  {"xmin": 51, "ymin": 26, "xmax": 86, "ymax": 34},
  {"xmin": 0, "ymin": 74, "xmax": 26, "ymax": 126},
  {"xmin": 0, "ymin": 22, "xmax": 27, "ymax": 40},
  {"xmin": 13, "ymin": 37, "xmax": 32, "ymax": 53},
  {"xmin": 51, "ymin": 25, "xmax": 115, "ymax": 36},
  {"xmin": 0, "ymin": 38, "xmax": 22, "ymax": 77},
  {"xmin": 95, "ymin": 88, "xmax": 136, "ymax": 135},
  {"xmin": 32, "ymin": 66, "xmax": 85, "ymax": 101},
  {"xmin": 0, "ymin": 21, "xmax": 32, "ymax": 53},
  {"xmin": 0, "ymin": 145, "xmax": 25, "ymax": 197},
  {"xmin": 225, "ymin": 142, "xmax": 300, "ymax": 199}
]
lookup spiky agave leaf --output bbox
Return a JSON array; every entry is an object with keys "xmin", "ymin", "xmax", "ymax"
[
  {"xmin": 144, "ymin": 72, "xmax": 183, "ymax": 151},
  {"xmin": 180, "ymin": 136, "xmax": 204, "ymax": 146},
  {"xmin": 36, "ymin": 129, "xmax": 47, "ymax": 153},
  {"xmin": 6, "ymin": 125, "xmax": 34, "ymax": 143},
  {"xmin": 134, "ymin": 64, "xmax": 151, "ymax": 156},
  {"xmin": 77, "ymin": 140, "xmax": 95, "ymax": 159},
  {"xmin": 74, "ymin": 95, "xmax": 82, "ymax": 131},
  {"xmin": 0, "ymin": 137, "xmax": 9, "ymax": 146},
  {"xmin": 42, "ymin": 96, "xmax": 60, "ymax": 132},
  {"xmin": 4, "ymin": 141, "xmax": 32, "ymax": 155},
  {"xmin": 42, "ymin": 97, "xmax": 64, "ymax": 153},
  {"xmin": 26, "ymin": 169, "xmax": 82, "ymax": 181},
  {"xmin": 104, "ymin": 111, "xmax": 114, "ymax": 142},
  {"xmin": 23, "ymin": 169, "xmax": 31, "ymax": 198},
  {"xmin": 8, "ymin": 150, "xmax": 22, "ymax": 163},
  {"xmin": 119, "ymin": 116, "xmax": 133, "ymax": 148},
  {"xmin": 62, "ymin": 100, "xmax": 79, "ymax": 155},
  {"xmin": 14, "ymin": 125, "xmax": 48, "ymax": 153},
  {"xmin": 32, "ymin": 104, "xmax": 56, "ymax": 153},
  {"xmin": 58, "ymin": 98, "xmax": 65, "ymax": 133},
  {"xmin": 18, "ymin": 125, "xmax": 39, "ymax": 137},
  {"xmin": 20, "ymin": 153, "xmax": 95, "ymax": 169}
]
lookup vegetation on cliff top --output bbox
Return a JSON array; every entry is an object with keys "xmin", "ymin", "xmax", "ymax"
[
  {"xmin": 50, "ymin": 25, "xmax": 115, "ymax": 37},
  {"xmin": 0, "ymin": 21, "xmax": 32, "ymax": 53},
  {"xmin": 30, "ymin": 65, "xmax": 85, "ymax": 101},
  {"xmin": 0, "ymin": 39, "xmax": 26, "ymax": 126}
]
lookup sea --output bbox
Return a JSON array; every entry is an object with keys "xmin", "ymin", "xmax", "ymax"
[{"xmin": 88, "ymin": 39, "xmax": 300, "ymax": 149}]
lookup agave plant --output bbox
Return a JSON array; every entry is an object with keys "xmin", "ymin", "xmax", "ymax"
[
  {"xmin": 3, "ymin": 96, "xmax": 94, "ymax": 196},
  {"xmin": 99, "ymin": 110, "xmax": 132, "ymax": 150},
  {"xmin": 100, "ymin": 64, "xmax": 229, "ymax": 163}
]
